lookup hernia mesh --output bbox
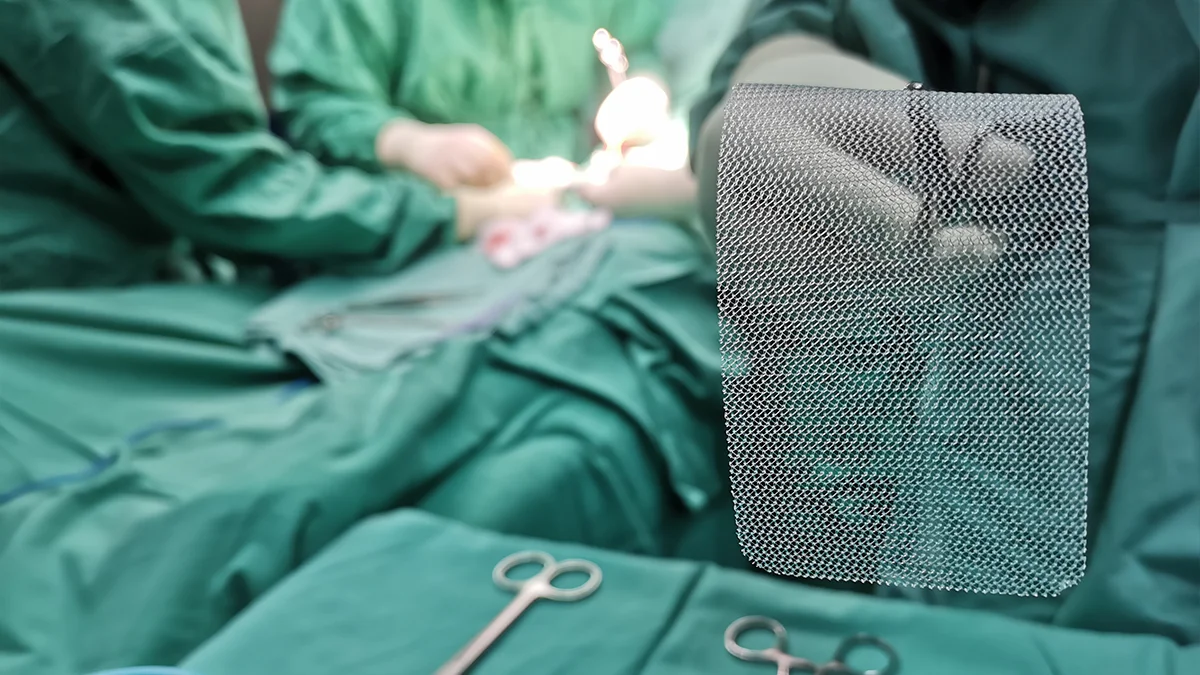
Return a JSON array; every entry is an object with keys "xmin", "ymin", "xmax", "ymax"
[{"xmin": 716, "ymin": 84, "xmax": 1089, "ymax": 596}]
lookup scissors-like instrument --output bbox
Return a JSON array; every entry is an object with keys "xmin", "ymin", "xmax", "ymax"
[
  {"xmin": 725, "ymin": 616, "xmax": 900, "ymax": 675},
  {"xmin": 436, "ymin": 550, "xmax": 603, "ymax": 675}
]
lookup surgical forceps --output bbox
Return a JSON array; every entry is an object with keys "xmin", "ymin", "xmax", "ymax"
[
  {"xmin": 436, "ymin": 550, "xmax": 603, "ymax": 675},
  {"xmin": 592, "ymin": 28, "xmax": 629, "ymax": 88},
  {"xmin": 302, "ymin": 290, "xmax": 472, "ymax": 333},
  {"xmin": 725, "ymin": 616, "xmax": 900, "ymax": 675}
]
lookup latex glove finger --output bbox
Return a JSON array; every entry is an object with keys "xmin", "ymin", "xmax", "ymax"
[
  {"xmin": 455, "ymin": 133, "xmax": 513, "ymax": 184},
  {"xmin": 465, "ymin": 127, "xmax": 514, "ymax": 164},
  {"xmin": 450, "ymin": 150, "xmax": 501, "ymax": 187},
  {"xmin": 766, "ymin": 126, "xmax": 923, "ymax": 246},
  {"xmin": 480, "ymin": 159, "xmax": 515, "ymax": 188},
  {"xmin": 929, "ymin": 225, "xmax": 1008, "ymax": 272},
  {"xmin": 573, "ymin": 181, "xmax": 610, "ymax": 208},
  {"xmin": 428, "ymin": 169, "xmax": 462, "ymax": 192},
  {"xmin": 475, "ymin": 147, "xmax": 516, "ymax": 186},
  {"xmin": 790, "ymin": 131, "xmax": 1013, "ymax": 274},
  {"xmin": 963, "ymin": 134, "xmax": 1035, "ymax": 193},
  {"xmin": 820, "ymin": 109, "xmax": 1035, "ymax": 193},
  {"xmin": 575, "ymin": 165, "xmax": 697, "ymax": 221}
]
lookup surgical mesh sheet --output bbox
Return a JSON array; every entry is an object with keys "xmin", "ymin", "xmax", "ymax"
[{"xmin": 715, "ymin": 84, "xmax": 1089, "ymax": 596}]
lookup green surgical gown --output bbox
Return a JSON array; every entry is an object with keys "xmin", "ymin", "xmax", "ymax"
[
  {"xmin": 692, "ymin": 0, "xmax": 1200, "ymax": 644},
  {"xmin": 0, "ymin": 0, "xmax": 457, "ymax": 291},
  {"xmin": 270, "ymin": 0, "xmax": 675, "ymax": 166}
]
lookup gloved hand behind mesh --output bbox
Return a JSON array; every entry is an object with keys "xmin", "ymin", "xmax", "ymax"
[{"xmin": 715, "ymin": 84, "xmax": 1089, "ymax": 596}]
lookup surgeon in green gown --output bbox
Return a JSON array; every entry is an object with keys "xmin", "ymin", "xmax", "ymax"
[
  {"xmin": 272, "ymin": 0, "xmax": 667, "ymax": 170},
  {"xmin": 0, "ymin": 3, "xmax": 729, "ymax": 674},
  {"xmin": 270, "ymin": 0, "xmax": 702, "ymax": 219},
  {"xmin": 0, "ymin": 0, "xmax": 562, "ymax": 292},
  {"xmin": 690, "ymin": 0, "xmax": 1199, "ymax": 646}
]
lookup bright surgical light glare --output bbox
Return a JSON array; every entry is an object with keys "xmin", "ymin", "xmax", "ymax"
[
  {"xmin": 511, "ymin": 156, "xmax": 580, "ymax": 190},
  {"xmin": 593, "ymin": 27, "xmax": 629, "ymax": 83},
  {"xmin": 599, "ymin": 44, "xmax": 626, "ymax": 71},
  {"xmin": 580, "ymin": 149, "xmax": 623, "ymax": 186},
  {"xmin": 593, "ymin": 77, "xmax": 670, "ymax": 151},
  {"xmin": 592, "ymin": 28, "xmax": 612, "ymax": 51},
  {"xmin": 622, "ymin": 117, "xmax": 690, "ymax": 171}
]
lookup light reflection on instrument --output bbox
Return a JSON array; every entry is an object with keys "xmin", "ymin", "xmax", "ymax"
[
  {"xmin": 592, "ymin": 28, "xmax": 628, "ymax": 89},
  {"xmin": 509, "ymin": 28, "xmax": 687, "ymax": 192},
  {"xmin": 510, "ymin": 156, "xmax": 579, "ymax": 190}
]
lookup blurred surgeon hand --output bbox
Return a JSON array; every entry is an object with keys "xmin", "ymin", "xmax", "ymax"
[
  {"xmin": 576, "ymin": 164, "xmax": 697, "ymax": 221},
  {"xmin": 453, "ymin": 182, "xmax": 564, "ymax": 242},
  {"xmin": 594, "ymin": 76, "xmax": 671, "ymax": 152},
  {"xmin": 377, "ymin": 120, "xmax": 514, "ymax": 191}
]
